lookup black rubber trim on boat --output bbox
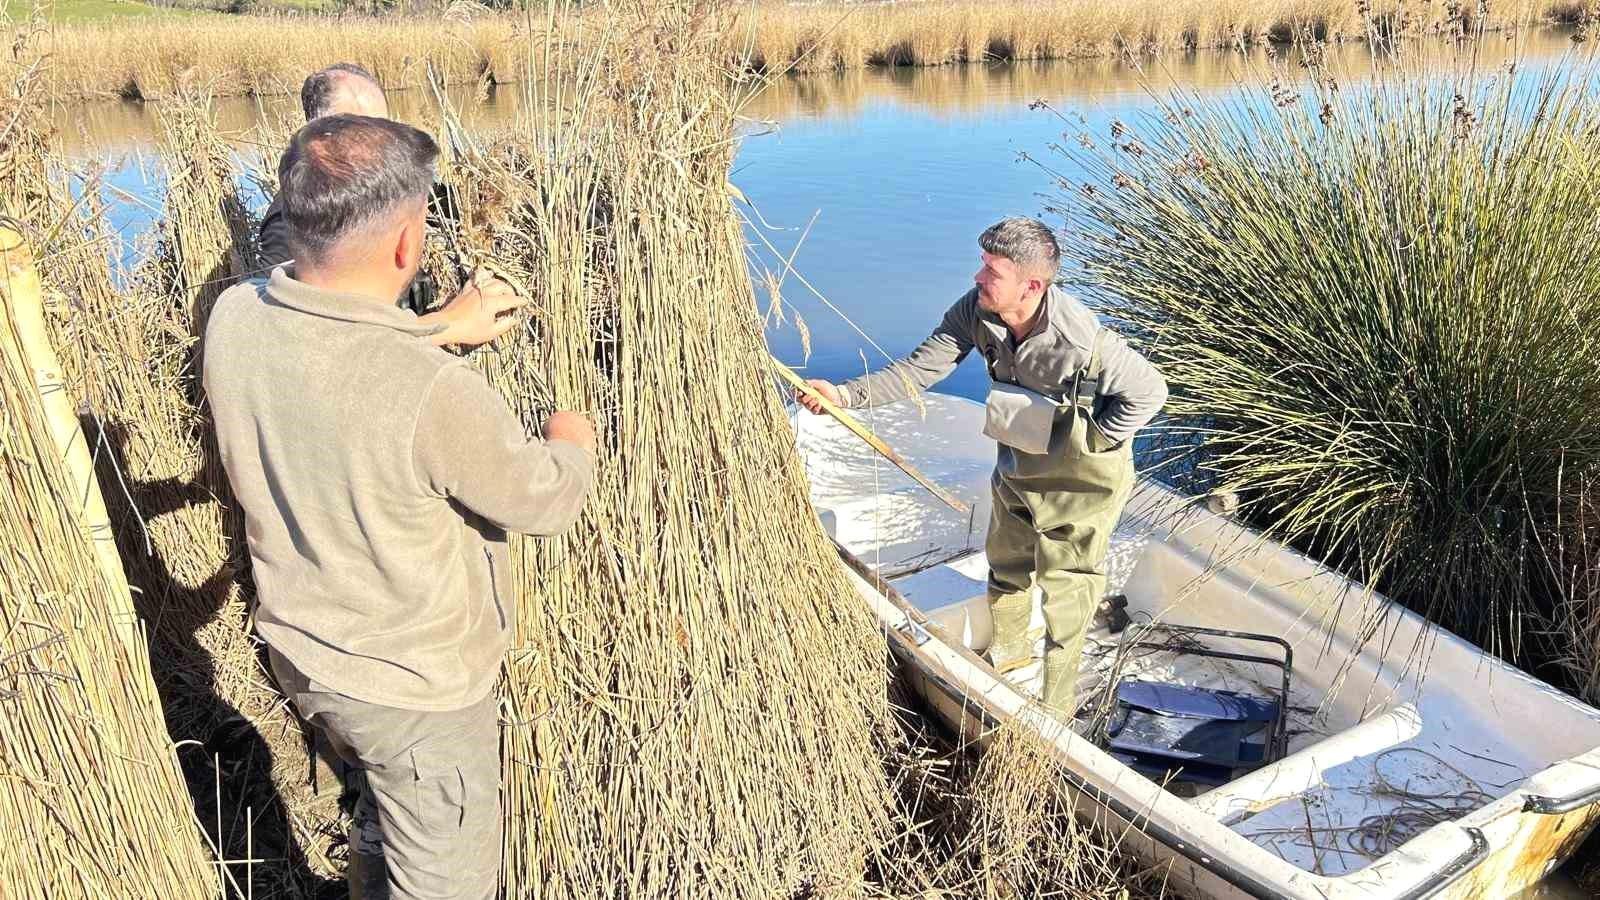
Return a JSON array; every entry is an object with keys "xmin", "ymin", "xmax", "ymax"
[
  {"xmin": 1523, "ymin": 782, "xmax": 1600, "ymax": 815},
  {"xmin": 835, "ymin": 544, "xmax": 1496, "ymax": 900}
]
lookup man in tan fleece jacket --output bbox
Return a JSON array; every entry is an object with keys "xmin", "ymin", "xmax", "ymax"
[{"xmin": 205, "ymin": 114, "xmax": 595, "ymax": 899}]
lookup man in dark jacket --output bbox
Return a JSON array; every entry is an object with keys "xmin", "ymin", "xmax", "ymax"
[{"xmin": 256, "ymin": 63, "xmax": 390, "ymax": 272}]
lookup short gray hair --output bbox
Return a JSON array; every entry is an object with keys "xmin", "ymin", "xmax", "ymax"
[{"xmin": 979, "ymin": 217, "xmax": 1061, "ymax": 277}]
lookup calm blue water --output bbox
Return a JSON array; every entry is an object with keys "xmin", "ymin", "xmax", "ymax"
[
  {"xmin": 736, "ymin": 29, "xmax": 1585, "ymax": 404},
  {"xmin": 50, "ymin": 28, "xmax": 1581, "ymax": 411}
]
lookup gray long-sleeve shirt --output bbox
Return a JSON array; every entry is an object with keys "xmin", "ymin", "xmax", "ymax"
[{"xmin": 838, "ymin": 286, "xmax": 1167, "ymax": 444}]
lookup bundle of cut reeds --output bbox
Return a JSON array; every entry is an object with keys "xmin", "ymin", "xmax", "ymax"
[
  {"xmin": 423, "ymin": 5, "xmax": 900, "ymax": 896},
  {"xmin": 5, "ymin": 44, "xmax": 342, "ymax": 889},
  {"xmin": 0, "ymin": 30, "xmax": 218, "ymax": 899},
  {"xmin": 0, "ymin": 228, "xmax": 219, "ymax": 897}
]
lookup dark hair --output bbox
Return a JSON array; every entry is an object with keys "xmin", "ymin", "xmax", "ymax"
[
  {"xmin": 979, "ymin": 217, "xmax": 1061, "ymax": 276},
  {"xmin": 277, "ymin": 114, "xmax": 439, "ymax": 265},
  {"xmin": 300, "ymin": 62, "xmax": 381, "ymax": 120}
]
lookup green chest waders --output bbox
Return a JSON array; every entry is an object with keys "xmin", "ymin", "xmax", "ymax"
[{"xmin": 984, "ymin": 330, "xmax": 1137, "ymax": 716}]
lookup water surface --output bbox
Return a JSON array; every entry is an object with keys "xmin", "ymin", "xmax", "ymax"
[{"xmin": 49, "ymin": 32, "xmax": 1582, "ymax": 406}]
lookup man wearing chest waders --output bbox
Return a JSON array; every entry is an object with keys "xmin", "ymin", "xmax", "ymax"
[{"xmin": 797, "ymin": 217, "xmax": 1167, "ymax": 716}]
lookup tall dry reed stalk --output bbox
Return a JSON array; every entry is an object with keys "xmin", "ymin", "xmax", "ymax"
[{"xmin": 1043, "ymin": 40, "xmax": 1600, "ymax": 684}]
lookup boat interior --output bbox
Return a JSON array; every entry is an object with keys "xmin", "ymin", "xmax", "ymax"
[{"xmin": 799, "ymin": 394, "xmax": 1600, "ymax": 880}]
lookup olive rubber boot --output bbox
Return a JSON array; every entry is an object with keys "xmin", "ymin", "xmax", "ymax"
[
  {"xmin": 1040, "ymin": 643, "xmax": 1079, "ymax": 717},
  {"xmin": 986, "ymin": 588, "xmax": 1040, "ymax": 675}
]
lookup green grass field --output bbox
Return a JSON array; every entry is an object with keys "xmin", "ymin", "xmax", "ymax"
[{"xmin": 2, "ymin": 0, "xmax": 204, "ymax": 22}]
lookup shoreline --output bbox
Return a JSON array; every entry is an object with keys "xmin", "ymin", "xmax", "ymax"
[{"xmin": 16, "ymin": 0, "xmax": 1590, "ymax": 102}]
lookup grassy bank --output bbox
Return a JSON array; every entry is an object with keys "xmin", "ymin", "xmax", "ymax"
[
  {"xmin": 1045, "ymin": 43, "xmax": 1600, "ymax": 696},
  {"xmin": 13, "ymin": 0, "xmax": 1597, "ymax": 101},
  {"xmin": 2, "ymin": 0, "xmax": 203, "ymax": 21}
]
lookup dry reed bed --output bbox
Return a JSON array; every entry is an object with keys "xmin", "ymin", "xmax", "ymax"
[
  {"xmin": 8, "ymin": 29, "xmax": 345, "ymax": 892},
  {"xmin": 868, "ymin": 710, "xmax": 1165, "ymax": 898},
  {"xmin": 16, "ymin": 0, "xmax": 1597, "ymax": 101},
  {"xmin": 742, "ymin": 26, "xmax": 1558, "ymax": 122},
  {"xmin": 733, "ymin": 0, "xmax": 1585, "ymax": 72},
  {"xmin": 33, "ymin": 14, "xmax": 523, "ymax": 99},
  {"xmin": 0, "ymin": 239, "xmax": 221, "ymax": 897}
]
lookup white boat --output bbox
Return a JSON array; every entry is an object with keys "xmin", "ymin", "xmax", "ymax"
[{"xmin": 795, "ymin": 392, "xmax": 1600, "ymax": 900}]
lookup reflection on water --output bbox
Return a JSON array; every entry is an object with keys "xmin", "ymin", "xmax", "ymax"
[
  {"xmin": 739, "ymin": 27, "xmax": 1576, "ymax": 123},
  {"xmin": 50, "ymin": 27, "xmax": 1576, "ymax": 156}
]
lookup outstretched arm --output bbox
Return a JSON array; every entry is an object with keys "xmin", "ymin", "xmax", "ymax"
[
  {"xmin": 797, "ymin": 291, "xmax": 979, "ymax": 413},
  {"xmin": 413, "ymin": 366, "xmax": 596, "ymax": 536}
]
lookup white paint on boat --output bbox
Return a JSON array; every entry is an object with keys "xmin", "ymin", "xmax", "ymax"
[{"xmin": 795, "ymin": 392, "xmax": 1600, "ymax": 900}]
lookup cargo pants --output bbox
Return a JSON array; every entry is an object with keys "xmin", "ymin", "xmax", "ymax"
[
  {"xmin": 985, "ymin": 339, "xmax": 1136, "ymax": 716},
  {"xmin": 268, "ymin": 649, "xmax": 502, "ymax": 900}
]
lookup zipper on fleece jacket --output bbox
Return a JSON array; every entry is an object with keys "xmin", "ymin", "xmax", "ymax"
[{"xmin": 484, "ymin": 548, "xmax": 507, "ymax": 630}]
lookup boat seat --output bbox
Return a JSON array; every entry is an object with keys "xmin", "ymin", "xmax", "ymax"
[
  {"xmin": 1107, "ymin": 681, "xmax": 1281, "ymax": 787},
  {"xmin": 1190, "ymin": 703, "xmax": 1423, "ymax": 825},
  {"xmin": 890, "ymin": 560, "xmax": 995, "ymax": 652},
  {"xmin": 924, "ymin": 590, "xmax": 993, "ymax": 652}
]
